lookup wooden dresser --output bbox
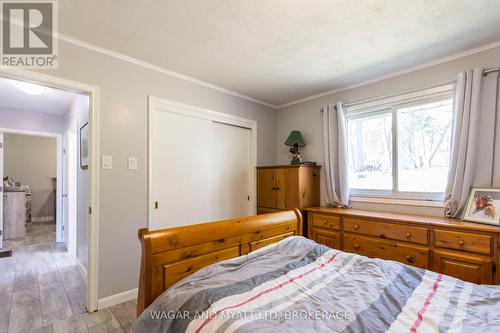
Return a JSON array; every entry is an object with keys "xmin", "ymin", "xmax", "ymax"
[
  {"xmin": 257, "ymin": 165, "xmax": 320, "ymax": 215},
  {"xmin": 306, "ymin": 207, "xmax": 500, "ymax": 285}
]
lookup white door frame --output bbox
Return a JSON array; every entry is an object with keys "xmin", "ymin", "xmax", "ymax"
[
  {"xmin": 0, "ymin": 128, "xmax": 63, "ymax": 241},
  {"xmin": 0, "ymin": 133, "xmax": 3, "ymax": 249},
  {"xmin": 147, "ymin": 96, "xmax": 257, "ymax": 228},
  {"xmin": 0, "ymin": 69, "xmax": 100, "ymax": 312},
  {"xmin": 63, "ymin": 120, "xmax": 78, "ymax": 258}
]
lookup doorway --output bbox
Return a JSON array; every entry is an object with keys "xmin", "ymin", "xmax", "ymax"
[{"xmin": 0, "ymin": 71, "xmax": 99, "ymax": 313}]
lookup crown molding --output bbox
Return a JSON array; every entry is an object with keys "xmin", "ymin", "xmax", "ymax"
[
  {"xmin": 276, "ymin": 39, "xmax": 500, "ymax": 109},
  {"xmin": 55, "ymin": 33, "xmax": 500, "ymax": 111},
  {"xmin": 56, "ymin": 33, "xmax": 279, "ymax": 109}
]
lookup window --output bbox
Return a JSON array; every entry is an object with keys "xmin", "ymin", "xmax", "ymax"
[{"xmin": 347, "ymin": 84, "xmax": 454, "ymax": 201}]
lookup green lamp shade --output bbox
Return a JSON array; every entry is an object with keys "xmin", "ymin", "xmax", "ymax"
[{"xmin": 285, "ymin": 130, "xmax": 305, "ymax": 147}]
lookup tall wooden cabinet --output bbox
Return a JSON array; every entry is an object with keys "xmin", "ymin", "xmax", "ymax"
[{"xmin": 256, "ymin": 165, "xmax": 320, "ymax": 214}]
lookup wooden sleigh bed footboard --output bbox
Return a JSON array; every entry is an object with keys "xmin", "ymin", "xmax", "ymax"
[{"xmin": 136, "ymin": 209, "xmax": 303, "ymax": 316}]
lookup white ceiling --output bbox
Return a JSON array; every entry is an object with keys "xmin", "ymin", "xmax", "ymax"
[
  {"xmin": 0, "ymin": 77, "xmax": 77, "ymax": 115},
  {"xmin": 59, "ymin": 0, "xmax": 500, "ymax": 106}
]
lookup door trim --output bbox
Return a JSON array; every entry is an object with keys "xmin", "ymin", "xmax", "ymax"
[
  {"xmin": 147, "ymin": 96, "xmax": 257, "ymax": 228},
  {"xmin": 0, "ymin": 68, "xmax": 100, "ymax": 312}
]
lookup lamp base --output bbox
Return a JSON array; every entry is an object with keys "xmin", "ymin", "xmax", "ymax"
[{"xmin": 290, "ymin": 153, "xmax": 303, "ymax": 165}]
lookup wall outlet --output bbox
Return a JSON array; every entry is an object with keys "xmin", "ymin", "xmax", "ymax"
[
  {"xmin": 128, "ymin": 156, "xmax": 138, "ymax": 170},
  {"xmin": 102, "ymin": 155, "xmax": 112, "ymax": 169}
]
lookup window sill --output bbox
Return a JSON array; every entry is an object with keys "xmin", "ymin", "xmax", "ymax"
[{"xmin": 350, "ymin": 196, "xmax": 444, "ymax": 208}]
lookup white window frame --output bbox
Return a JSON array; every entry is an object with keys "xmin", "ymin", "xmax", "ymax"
[{"xmin": 346, "ymin": 83, "xmax": 455, "ymax": 202}]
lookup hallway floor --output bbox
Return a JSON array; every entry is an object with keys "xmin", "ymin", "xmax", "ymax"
[{"xmin": 0, "ymin": 223, "xmax": 136, "ymax": 332}]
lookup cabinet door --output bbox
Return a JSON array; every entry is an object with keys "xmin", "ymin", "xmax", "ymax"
[
  {"xmin": 276, "ymin": 168, "xmax": 299, "ymax": 210},
  {"xmin": 257, "ymin": 169, "xmax": 276, "ymax": 208},
  {"xmin": 298, "ymin": 167, "xmax": 320, "ymax": 208},
  {"xmin": 312, "ymin": 229, "xmax": 341, "ymax": 250},
  {"xmin": 432, "ymin": 249, "xmax": 493, "ymax": 284}
]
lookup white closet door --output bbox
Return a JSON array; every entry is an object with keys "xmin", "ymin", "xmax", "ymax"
[
  {"xmin": 150, "ymin": 109, "xmax": 213, "ymax": 229},
  {"xmin": 211, "ymin": 122, "xmax": 252, "ymax": 221},
  {"xmin": 149, "ymin": 100, "xmax": 255, "ymax": 231}
]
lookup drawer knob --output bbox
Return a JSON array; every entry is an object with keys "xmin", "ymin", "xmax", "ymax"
[
  {"xmin": 458, "ymin": 239, "xmax": 465, "ymax": 246},
  {"xmin": 354, "ymin": 244, "xmax": 360, "ymax": 249},
  {"xmin": 323, "ymin": 220, "xmax": 327, "ymax": 224},
  {"xmin": 405, "ymin": 232, "xmax": 411, "ymax": 238},
  {"xmin": 353, "ymin": 224, "xmax": 360, "ymax": 230},
  {"xmin": 405, "ymin": 255, "xmax": 415, "ymax": 263}
]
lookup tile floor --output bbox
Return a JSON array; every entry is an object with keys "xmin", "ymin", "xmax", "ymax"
[{"xmin": 0, "ymin": 223, "xmax": 136, "ymax": 332}]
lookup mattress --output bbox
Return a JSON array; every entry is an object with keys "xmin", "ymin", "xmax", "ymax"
[{"xmin": 131, "ymin": 236, "xmax": 500, "ymax": 333}]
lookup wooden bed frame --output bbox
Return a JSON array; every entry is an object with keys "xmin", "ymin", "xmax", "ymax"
[{"xmin": 136, "ymin": 209, "xmax": 303, "ymax": 316}]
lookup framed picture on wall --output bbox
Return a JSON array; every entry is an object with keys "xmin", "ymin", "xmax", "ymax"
[
  {"xmin": 80, "ymin": 122, "xmax": 89, "ymax": 169},
  {"xmin": 463, "ymin": 188, "xmax": 500, "ymax": 225}
]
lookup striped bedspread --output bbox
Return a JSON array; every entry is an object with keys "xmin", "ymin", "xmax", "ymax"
[{"xmin": 131, "ymin": 236, "xmax": 500, "ymax": 333}]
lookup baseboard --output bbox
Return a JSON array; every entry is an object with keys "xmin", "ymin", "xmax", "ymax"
[
  {"xmin": 31, "ymin": 216, "xmax": 55, "ymax": 223},
  {"xmin": 97, "ymin": 288, "xmax": 138, "ymax": 310}
]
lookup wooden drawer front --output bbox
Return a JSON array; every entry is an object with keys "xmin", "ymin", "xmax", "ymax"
[
  {"xmin": 434, "ymin": 230, "xmax": 492, "ymax": 255},
  {"xmin": 432, "ymin": 250, "xmax": 493, "ymax": 284},
  {"xmin": 312, "ymin": 229, "xmax": 341, "ymax": 250},
  {"xmin": 311, "ymin": 214, "xmax": 340, "ymax": 230},
  {"xmin": 344, "ymin": 234, "xmax": 429, "ymax": 269},
  {"xmin": 344, "ymin": 218, "xmax": 428, "ymax": 245}
]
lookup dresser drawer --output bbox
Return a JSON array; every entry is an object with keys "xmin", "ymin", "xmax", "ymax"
[
  {"xmin": 311, "ymin": 214, "xmax": 341, "ymax": 230},
  {"xmin": 311, "ymin": 229, "xmax": 341, "ymax": 250},
  {"xmin": 344, "ymin": 234, "xmax": 429, "ymax": 269},
  {"xmin": 433, "ymin": 229, "xmax": 492, "ymax": 255},
  {"xmin": 344, "ymin": 218, "xmax": 428, "ymax": 245}
]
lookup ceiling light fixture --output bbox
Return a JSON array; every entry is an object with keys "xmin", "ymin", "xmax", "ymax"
[{"xmin": 15, "ymin": 81, "xmax": 46, "ymax": 95}]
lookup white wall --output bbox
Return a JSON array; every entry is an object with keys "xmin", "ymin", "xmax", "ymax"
[
  {"xmin": 276, "ymin": 45, "xmax": 500, "ymax": 216},
  {"xmin": 65, "ymin": 95, "xmax": 90, "ymax": 269},
  {"xmin": 31, "ymin": 38, "xmax": 276, "ymax": 299},
  {"xmin": 0, "ymin": 107, "xmax": 65, "ymax": 134},
  {"xmin": 4, "ymin": 133, "xmax": 57, "ymax": 220}
]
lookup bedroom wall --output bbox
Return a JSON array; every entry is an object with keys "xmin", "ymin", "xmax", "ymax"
[
  {"xmin": 4, "ymin": 133, "xmax": 57, "ymax": 221},
  {"xmin": 275, "ymin": 45, "xmax": 500, "ymax": 217},
  {"xmin": 29, "ymin": 38, "xmax": 277, "ymax": 300}
]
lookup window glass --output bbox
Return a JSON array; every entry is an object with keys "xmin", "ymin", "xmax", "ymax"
[
  {"xmin": 397, "ymin": 99, "xmax": 453, "ymax": 192},
  {"xmin": 348, "ymin": 113, "xmax": 393, "ymax": 190}
]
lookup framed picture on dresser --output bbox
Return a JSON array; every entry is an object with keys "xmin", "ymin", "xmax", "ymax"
[
  {"xmin": 80, "ymin": 122, "xmax": 89, "ymax": 169},
  {"xmin": 463, "ymin": 187, "xmax": 500, "ymax": 225}
]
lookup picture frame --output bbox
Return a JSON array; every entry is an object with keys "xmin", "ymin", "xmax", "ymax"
[
  {"xmin": 80, "ymin": 122, "xmax": 89, "ymax": 169},
  {"xmin": 462, "ymin": 187, "xmax": 500, "ymax": 225}
]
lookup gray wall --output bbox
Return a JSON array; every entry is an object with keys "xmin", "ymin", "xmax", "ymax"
[
  {"xmin": 35, "ymin": 39, "xmax": 276, "ymax": 299},
  {"xmin": 65, "ymin": 95, "xmax": 90, "ymax": 269},
  {"xmin": 276, "ymin": 45, "xmax": 500, "ymax": 216},
  {"xmin": 0, "ymin": 107, "xmax": 65, "ymax": 134},
  {"xmin": 4, "ymin": 133, "xmax": 57, "ymax": 220}
]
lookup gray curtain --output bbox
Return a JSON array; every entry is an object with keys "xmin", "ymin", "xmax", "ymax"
[
  {"xmin": 322, "ymin": 102, "xmax": 350, "ymax": 207},
  {"xmin": 444, "ymin": 68, "xmax": 499, "ymax": 217}
]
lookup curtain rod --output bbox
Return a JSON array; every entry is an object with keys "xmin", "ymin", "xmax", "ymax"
[
  {"xmin": 483, "ymin": 67, "xmax": 500, "ymax": 76},
  {"xmin": 320, "ymin": 67, "xmax": 499, "ymax": 113},
  {"xmin": 320, "ymin": 79, "xmax": 455, "ymax": 112}
]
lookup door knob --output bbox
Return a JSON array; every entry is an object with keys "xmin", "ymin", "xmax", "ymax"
[{"xmin": 405, "ymin": 255, "xmax": 415, "ymax": 263}]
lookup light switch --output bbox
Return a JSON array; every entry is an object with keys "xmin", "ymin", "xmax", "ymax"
[
  {"xmin": 102, "ymin": 155, "xmax": 112, "ymax": 169},
  {"xmin": 128, "ymin": 156, "xmax": 138, "ymax": 170}
]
